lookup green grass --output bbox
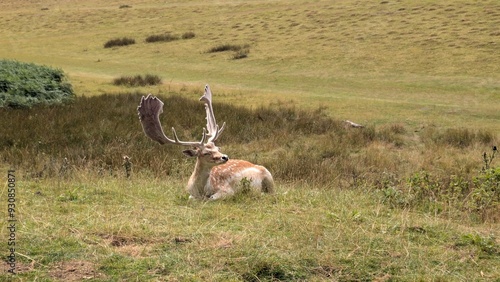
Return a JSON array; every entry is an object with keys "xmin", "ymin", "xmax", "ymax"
[
  {"xmin": 2, "ymin": 176, "xmax": 499, "ymax": 281},
  {"xmin": 0, "ymin": 0, "xmax": 498, "ymax": 130}
]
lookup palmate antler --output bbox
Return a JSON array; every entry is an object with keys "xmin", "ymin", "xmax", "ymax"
[
  {"xmin": 200, "ymin": 85, "xmax": 226, "ymax": 143},
  {"xmin": 137, "ymin": 85, "xmax": 224, "ymax": 147}
]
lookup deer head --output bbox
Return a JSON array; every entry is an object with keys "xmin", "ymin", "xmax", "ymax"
[{"xmin": 137, "ymin": 85, "xmax": 227, "ymax": 167}]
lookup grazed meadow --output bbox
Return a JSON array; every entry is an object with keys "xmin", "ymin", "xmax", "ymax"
[{"xmin": 0, "ymin": 0, "xmax": 499, "ymax": 281}]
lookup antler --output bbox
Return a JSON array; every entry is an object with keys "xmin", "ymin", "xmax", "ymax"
[
  {"xmin": 138, "ymin": 94, "xmax": 206, "ymax": 147},
  {"xmin": 200, "ymin": 85, "xmax": 226, "ymax": 143}
]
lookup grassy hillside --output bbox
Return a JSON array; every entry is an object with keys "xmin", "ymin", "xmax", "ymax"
[
  {"xmin": 0, "ymin": 0, "xmax": 499, "ymax": 280},
  {"xmin": 0, "ymin": 0, "xmax": 499, "ymax": 130}
]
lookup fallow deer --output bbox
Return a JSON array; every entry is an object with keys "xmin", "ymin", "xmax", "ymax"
[{"xmin": 138, "ymin": 85, "xmax": 274, "ymax": 200}]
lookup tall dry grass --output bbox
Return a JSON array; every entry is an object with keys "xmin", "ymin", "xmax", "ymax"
[{"xmin": 1, "ymin": 92, "xmax": 498, "ymax": 219}]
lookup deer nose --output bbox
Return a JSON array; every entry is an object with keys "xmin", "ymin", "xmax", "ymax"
[{"xmin": 221, "ymin": 155, "xmax": 229, "ymax": 162}]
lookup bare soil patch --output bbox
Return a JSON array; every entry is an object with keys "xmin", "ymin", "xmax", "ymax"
[
  {"xmin": 49, "ymin": 260, "xmax": 104, "ymax": 281},
  {"xmin": 97, "ymin": 233, "xmax": 162, "ymax": 258},
  {"xmin": 0, "ymin": 261, "xmax": 34, "ymax": 274}
]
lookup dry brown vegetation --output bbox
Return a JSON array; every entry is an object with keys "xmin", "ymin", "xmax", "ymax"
[{"xmin": 1, "ymin": 93, "xmax": 497, "ymax": 219}]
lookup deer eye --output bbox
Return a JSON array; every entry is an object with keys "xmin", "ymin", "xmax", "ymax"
[{"xmin": 203, "ymin": 152, "xmax": 211, "ymax": 156}]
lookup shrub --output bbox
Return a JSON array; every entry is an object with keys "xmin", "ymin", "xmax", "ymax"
[
  {"xmin": 145, "ymin": 33, "xmax": 179, "ymax": 43},
  {"xmin": 232, "ymin": 48, "xmax": 250, "ymax": 60},
  {"xmin": 181, "ymin": 32, "xmax": 196, "ymax": 39},
  {"xmin": 0, "ymin": 60, "xmax": 74, "ymax": 108},
  {"xmin": 456, "ymin": 233, "xmax": 499, "ymax": 256},
  {"xmin": 440, "ymin": 128, "xmax": 476, "ymax": 148},
  {"xmin": 477, "ymin": 130, "xmax": 494, "ymax": 144},
  {"xmin": 113, "ymin": 74, "xmax": 162, "ymax": 87},
  {"xmin": 207, "ymin": 44, "xmax": 249, "ymax": 53},
  {"xmin": 207, "ymin": 44, "xmax": 251, "ymax": 59},
  {"xmin": 104, "ymin": 37, "xmax": 136, "ymax": 48},
  {"xmin": 470, "ymin": 146, "xmax": 499, "ymax": 220},
  {"xmin": 421, "ymin": 127, "xmax": 494, "ymax": 148},
  {"xmin": 377, "ymin": 123, "xmax": 407, "ymax": 147},
  {"xmin": 143, "ymin": 74, "xmax": 162, "ymax": 86},
  {"xmin": 380, "ymin": 162, "xmax": 500, "ymax": 221},
  {"xmin": 145, "ymin": 32, "xmax": 195, "ymax": 43}
]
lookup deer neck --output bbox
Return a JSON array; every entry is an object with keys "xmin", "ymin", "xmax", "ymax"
[{"xmin": 186, "ymin": 158, "xmax": 213, "ymax": 199}]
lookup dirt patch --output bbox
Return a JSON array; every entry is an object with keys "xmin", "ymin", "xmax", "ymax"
[
  {"xmin": 49, "ymin": 260, "xmax": 104, "ymax": 281},
  {"xmin": 97, "ymin": 233, "xmax": 161, "ymax": 258},
  {"xmin": 97, "ymin": 233, "xmax": 162, "ymax": 246},
  {"xmin": 0, "ymin": 260, "xmax": 33, "ymax": 274}
]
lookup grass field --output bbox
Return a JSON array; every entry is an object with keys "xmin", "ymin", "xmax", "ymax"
[
  {"xmin": 1, "ymin": 0, "xmax": 499, "ymax": 281},
  {"xmin": 0, "ymin": 0, "xmax": 499, "ymax": 129}
]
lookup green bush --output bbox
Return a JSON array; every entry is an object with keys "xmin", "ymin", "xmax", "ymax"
[
  {"xmin": 0, "ymin": 60, "xmax": 74, "ymax": 108},
  {"xmin": 232, "ymin": 48, "xmax": 250, "ymax": 60},
  {"xmin": 181, "ymin": 31, "xmax": 196, "ymax": 39},
  {"xmin": 145, "ymin": 32, "xmax": 195, "ymax": 43},
  {"xmin": 469, "ymin": 167, "xmax": 500, "ymax": 217},
  {"xmin": 380, "ymin": 165, "xmax": 499, "ymax": 221},
  {"xmin": 207, "ymin": 44, "xmax": 249, "ymax": 53},
  {"xmin": 104, "ymin": 37, "xmax": 136, "ymax": 48},
  {"xmin": 207, "ymin": 44, "xmax": 251, "ymax": 59},
  {"xmin": 145, "ymin": 33, "xmax": 179, "ymax": 43},
  {"xmin": 456, "ymin": 233, "xmax": 499, "ymax": 257},
  {"xmin": 113, "ymin": 74, "xmax": 162, "ymax": 87},
  {"xmin": 422, "ymin": 127, "xmax": 492, "ymax": 148}
]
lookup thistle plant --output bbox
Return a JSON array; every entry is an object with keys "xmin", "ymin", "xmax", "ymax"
[
  {"xmin": 122, "ymin": 155, "xmax": 132, "ymax": 178},
  {"xmin": 482, "ymin": 146, "xmax": 497, "ymax": 171}
]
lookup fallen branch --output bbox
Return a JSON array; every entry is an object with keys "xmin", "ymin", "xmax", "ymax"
[{"xmin": 344, "ymin": 120, "xmax": 364, "ymax": 128}]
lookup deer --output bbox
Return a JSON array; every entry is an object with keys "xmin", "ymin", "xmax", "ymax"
[{"xmin": 137, "ymin": 85, "xmax": 274, "ymax": 200}]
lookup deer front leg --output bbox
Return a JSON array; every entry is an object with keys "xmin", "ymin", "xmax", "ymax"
[{"xmin": 208, "ymin": 186, "xmax": 235, "ymax": 201}]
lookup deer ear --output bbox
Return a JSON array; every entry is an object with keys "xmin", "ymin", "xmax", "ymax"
[{"xmin": 182, "ymin": 149, "xmax": 198, "ymax": 158}]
